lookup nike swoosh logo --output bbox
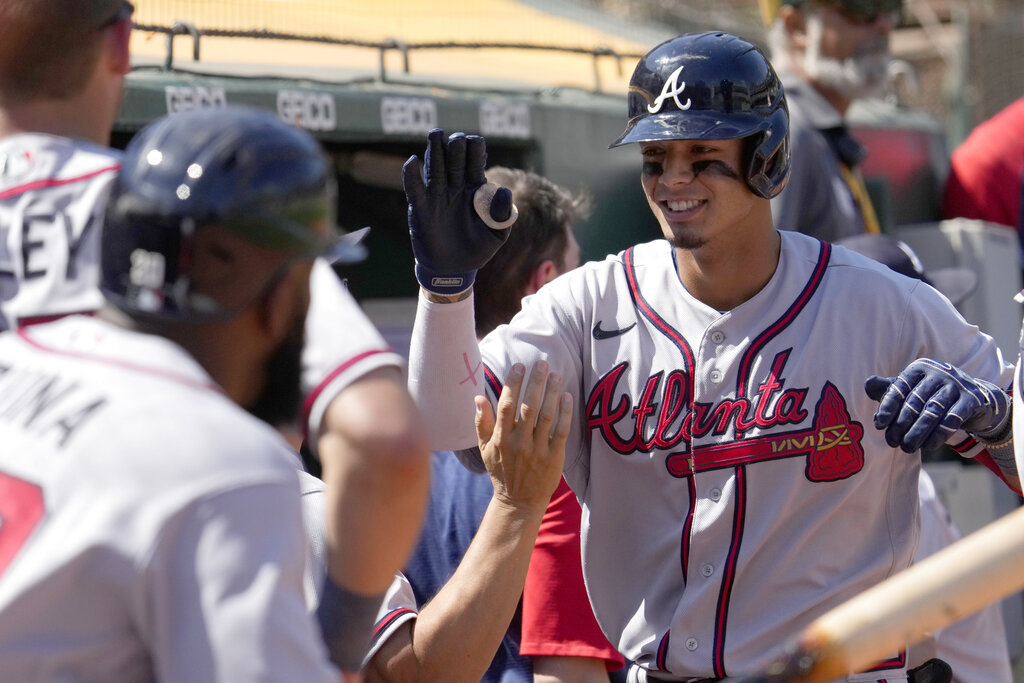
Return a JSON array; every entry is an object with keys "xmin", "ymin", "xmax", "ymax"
[{"xmin": 592, "ymin": 320, "xmax": 637, "ymax": 340}]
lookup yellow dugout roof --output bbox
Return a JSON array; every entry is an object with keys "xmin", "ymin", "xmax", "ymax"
[{"xmin": 129, "ymin": 0, "xmax": 661, "ymax": 93}]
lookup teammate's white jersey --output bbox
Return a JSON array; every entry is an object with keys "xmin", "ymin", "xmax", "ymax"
[
  {"xmin": 412, "ymin": 230, "xmax": 1013, "ymax": 681},
  {"xmin": 297, "ymin": 469, "xmax": 418, "ymax": 668},
  {"xmin": 0, "ymin": 316, "xmax": 338, "ymax": 683},
  {"xmin": 0, "ymin": 134, "xmax": 120, "ymax": 330},
  {"xmin": 0, "ymin": 130, "xmax": 402, "ymax": 444},
  {"xmin": 302, "ymin": 258, "xmax": 405, "ymax": 445}
]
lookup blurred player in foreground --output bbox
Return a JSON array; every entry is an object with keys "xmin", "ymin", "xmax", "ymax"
[
  {"xmin": 0, "ymin": 106, "xmax": 347, "ymax": 682},
  {"xmin": 0, "ymin": 1, "xmax": 430, "ymax": 672}
]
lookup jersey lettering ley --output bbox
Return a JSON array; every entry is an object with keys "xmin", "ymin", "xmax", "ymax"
[{"xmin": 586, "ymin": 350, "xmax": 865, "ymax": 482}]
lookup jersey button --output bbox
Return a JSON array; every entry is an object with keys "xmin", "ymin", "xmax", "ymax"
[
  {"xmin": 709, "ymin": 488, "xmax": 722, "ymax": 502},
  {"xmin": 685, "ymin": 637, "xmax": 699, "ymax": 651},
  {"xmin": 709, "ymin": 369, "xmax": 723, "ymax": 383},
  {"xmin": 700, "ymin": 563, "xmax": 714, "ymax": 577},
  {"xmin": 710, "ymin": 330, "xmax": 725, "ymax": 344}
]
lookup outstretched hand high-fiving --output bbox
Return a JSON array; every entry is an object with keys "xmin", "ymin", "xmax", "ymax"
[{"xmin": 475, "ymin": 361, "xmax": 571, "ymax": 512}]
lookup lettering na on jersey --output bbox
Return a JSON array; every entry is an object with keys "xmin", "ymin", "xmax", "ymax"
[{"xmin": 0, "ymin": 364, "xmax": 107, "ymax": 449}]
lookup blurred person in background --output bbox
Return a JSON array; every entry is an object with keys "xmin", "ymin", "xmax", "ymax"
[
  {"xmin": 942, "ymin": 96, "xmax": 1024, "ymax": 271},
  {"xmin": 762, "ymin": 0, "xmax": 901, "ymax": 240}
]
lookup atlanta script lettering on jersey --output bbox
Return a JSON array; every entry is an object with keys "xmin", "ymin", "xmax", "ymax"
[{"xmin": 586, "ymin": 350, "xmax": 865, "ymax": 482}]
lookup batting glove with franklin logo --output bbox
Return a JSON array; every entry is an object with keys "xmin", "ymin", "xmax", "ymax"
[
  {"xmin": 865, "ymin": 358, "xmax": 1011, "ymax": 453},
  {"xmin": 403, "ymin": 128, "xmax": 517, "ymax": 297}
]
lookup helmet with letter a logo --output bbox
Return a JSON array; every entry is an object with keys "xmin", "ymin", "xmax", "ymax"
[{"xmin": 610, "ymin": 31, "xmax": 791, "ymax": 199}]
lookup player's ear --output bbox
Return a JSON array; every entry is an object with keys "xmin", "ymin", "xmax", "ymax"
[
  {"xmin": 525, "ymin": 259, "xmax": 559, "ymax": 295},
  {"xmin": 258, "ymin": 263, "xmax": 310, "ymax": 346},
  {"xmin": 104, "ymin": 14, "xmax": 132, "ymax": 76}
]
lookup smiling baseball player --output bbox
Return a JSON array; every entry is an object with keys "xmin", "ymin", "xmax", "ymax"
[{"xmin": 404, "ymin": 32, "xmax": 1017, "ymax": 682}]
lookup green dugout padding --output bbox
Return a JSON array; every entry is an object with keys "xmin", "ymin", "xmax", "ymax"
[{"xmin": 114, "ymin": 64, "xmax": 657, "ymax": 300}]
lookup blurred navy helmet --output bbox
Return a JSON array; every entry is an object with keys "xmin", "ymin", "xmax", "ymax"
[
  {"xmin": 611, "ymin": 32, "xmax": 791, "ymax": 199},
  {"xmin": 102, "ymin": 105, "xmax": 366, "ymax": 319}
]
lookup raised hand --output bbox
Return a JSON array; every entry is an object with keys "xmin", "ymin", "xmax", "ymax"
[
  {"xmin": 865, "ymin": 358, "xmax": 1010, "ymax": 453},
  {"xmin": 403, "ymin": 128, "xmax": 517, "ymax": 297},
  {"xmin": 474, "ymin": 361, "xmax": 572, "ymax": 511}
]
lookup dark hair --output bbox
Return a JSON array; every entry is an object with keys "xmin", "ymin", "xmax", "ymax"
[
  {"xmin": 474, "ymin": 167, "xmax": 589, "ymax": 337},
  {"xmin": 0, "ymin": 0, "xmax": 122, "ymax": 103}
]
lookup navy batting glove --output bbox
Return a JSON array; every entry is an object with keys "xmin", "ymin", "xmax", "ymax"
[
  {"xmin": 865, "ymin": 358, "xmax": 1010, "ymax": 453},
  {"xmin": 403, "ymin": 128, "xmax": 515, "ymax": 296}
]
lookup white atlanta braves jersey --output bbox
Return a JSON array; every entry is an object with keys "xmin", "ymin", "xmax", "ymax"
[
  {"xmin": 412, "ymin": 230, "xmax": 1012, "ymax": 681},
  {"xmin": 0, "ymin": 133, "xmax": 120, "ymax": 330},
  {"xmin": 0, "ymin": 316, "xmax": 338, "ymax": 683}
]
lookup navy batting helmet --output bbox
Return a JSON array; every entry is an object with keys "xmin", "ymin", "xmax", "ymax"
[
  {"xmin": 101, "ymin": 105, "xmax": 366, "ymax": 319},
  {"xmin": 610, "ymin": 32, "xmax": 791, "ymax": 199}
]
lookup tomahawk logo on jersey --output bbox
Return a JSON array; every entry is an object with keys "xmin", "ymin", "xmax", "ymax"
[{"xmin": 0, "ymin": 135, "xmax": 120, "ymax": 330}]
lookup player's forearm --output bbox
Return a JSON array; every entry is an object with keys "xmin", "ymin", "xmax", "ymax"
[
  {"xmin": 407, "ymin": 289, "xmax": 483, "ymax": 450},
  {"xmin": 372, "ymin": 499, "xmax": 546, "ymax": 682},
  {"xmin": 318, "ymin": 371, "xmax": 431, "ymax": 594}
]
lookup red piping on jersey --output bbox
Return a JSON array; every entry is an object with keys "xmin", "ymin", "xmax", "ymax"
[
  {"xmin": 0, "ymin": 163, "xmax": 121, "ymax": 200},
  {"xmin": 624, "ymin": 245, "xmax": 703, "ymax": 666},
  {"xmin": 703, "ymin": 241, "xmax": 831, "ymax": 674},
  {"xmin": 624, "ymin": 247, "xmax": 699, "ymax": 588},
  {"xmin": 736, "ymin": 241, "xmax": 831, "ymax": 398},
  {"xmin": 623, "ymin": 247, "xmax": 696, "ymax": 379},
  {"xmin": 301, "ymin": 348, "xmax": 394, "ymax": 429},
  {"xmin": 655, "ymin": 630, "xmax": 670, "ymax": 671},
  {"xmin": 712, "ymin": 465, "xmax": 746, "ymax": 678},
  {"xmin": 17, "ymin": 310, "xmax": 96, "ymax": 326},
  {"xmin": 372, "ymin": 607, "xmax": 415, "ymax": 639},
  {"xmin": 951, "ymin": 386, "xmax": 1017, "ymax": 492},
  {"xmin": 865, "ymin": 651, "xmax": 905, "ymax": 672},
  {"xmin": 679, "ymin": 475, "xmax": 696, "ymax": 583},
  {"xmin": 16, "ymin": 326, "xmax": 222, "ymax": 394},
  {"xmin": 483, "ymin": 363, "xmax": 502, "ymax": 400}
]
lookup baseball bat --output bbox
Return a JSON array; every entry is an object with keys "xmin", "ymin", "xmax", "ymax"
[{"xmin": 729, "ymin": 502, "xmax": 1024, "ymax": 682}]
